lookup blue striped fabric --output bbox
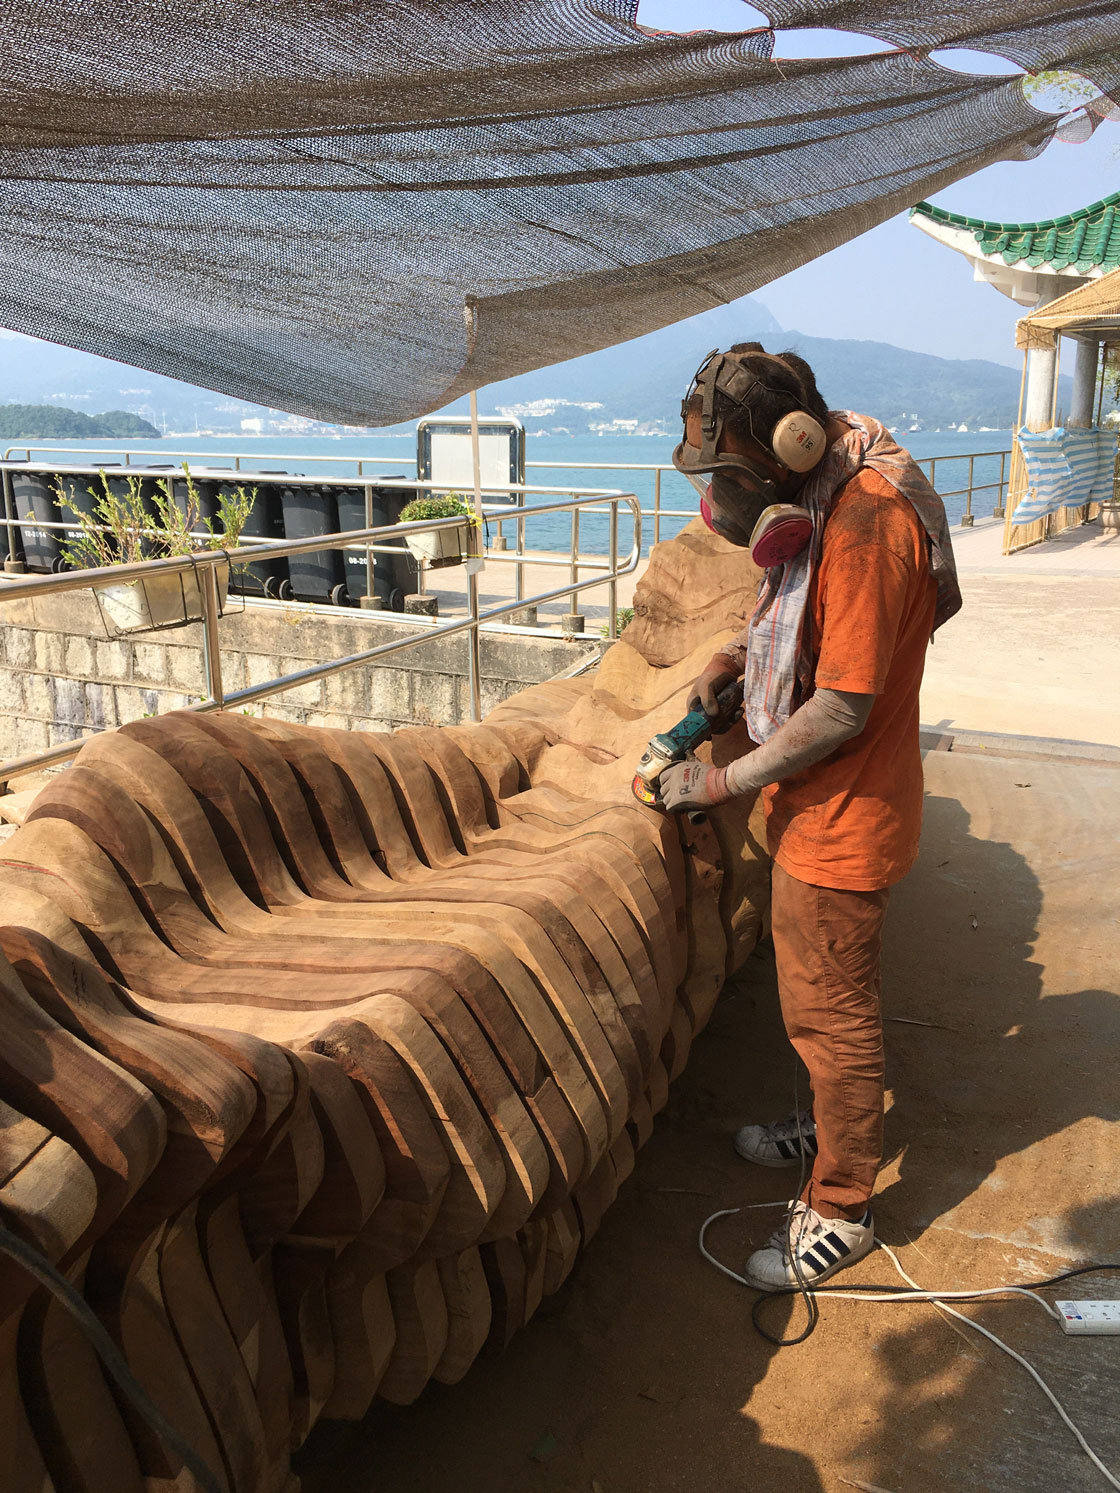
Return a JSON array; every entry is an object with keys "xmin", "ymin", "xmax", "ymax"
[
  {"xmin": 1093, "ymin": 429, "xmax": 1118, "ymax": 499},
  {"xmin": 1015, "ymin": 429, "xmax": 1073, "ymax": 524},
  {"xmin": 1064, "ymin": 428, "xmax": 1101, "ymax": 501},
  {"xmin": 1013, "ymin": 427, "xmax": 1118, "ymax": 525}
]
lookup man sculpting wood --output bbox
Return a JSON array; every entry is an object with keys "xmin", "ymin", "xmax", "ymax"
[{"xmin": 661, "ymin": 344, "xmax": 961, "ymax": 1290}]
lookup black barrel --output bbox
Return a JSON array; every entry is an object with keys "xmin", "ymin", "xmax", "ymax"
[
  {"xmin": 333, "ymin": 480, "xmax": 414, "ymax": 610},
  {"xmin": 9, "ymin": 466, "xmax": 114, "ymax": 572},
  {"xmin": 280, "ymin": 482, "xmax": 351, "ymax": 605},
  {"xmin": 226, "ymin": 471, "xmax": 291, "ymax": 600},
  {"xmin": 13, "ymin": 470, "xmax": 65, "ymax": 571},
  {"xmin": 54, "ymin": 470, "xmax": 104, "ymax": 567}
]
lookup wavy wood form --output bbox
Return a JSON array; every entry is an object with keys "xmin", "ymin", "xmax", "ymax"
[{"xmin": 0, "ymin": 521, "xmax": 768, "ymax": 1490}]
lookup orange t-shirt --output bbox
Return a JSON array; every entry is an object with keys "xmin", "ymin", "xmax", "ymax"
[{"xmin": 763, "ymin": 469, "xmax": 937, "ymax": 891}]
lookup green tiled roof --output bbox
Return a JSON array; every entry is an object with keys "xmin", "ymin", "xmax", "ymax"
[{"xmin": 910, "ymin": 192, "xmax": 1120, "ymax": 275}]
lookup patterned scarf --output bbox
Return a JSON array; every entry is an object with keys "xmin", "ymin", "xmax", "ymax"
[{"xmin": 740, "ymin": 412, "xmax": 962, "ymax": 744}]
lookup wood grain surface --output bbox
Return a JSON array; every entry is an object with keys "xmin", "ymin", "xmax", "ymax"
[{"xmin": 0, "ymin": 519, "xmax": 768, "ymax": 1478}]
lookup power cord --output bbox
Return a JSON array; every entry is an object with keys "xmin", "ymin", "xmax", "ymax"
[
  {"xmin": 0, "ymin": 1221, "xmax": 224, "ymax": 1493},
  {"xmin": 740, "ymin": 1064, "xmax": 828, "ymax": 1348},
  {"xmin": 698, "ymin": 1208, "xmax": 1120, "ymax": 1490}
]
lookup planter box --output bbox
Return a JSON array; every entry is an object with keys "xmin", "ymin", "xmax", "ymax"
[
  {"xmin": 95, "ymin": 561, "xmax": 230, "ymax": 637},
  {"xmin": 404, "ymin": 522, "xmax": 469, "ymax": 569},
  {"xmin": 1099, "ymin": 501, "xmax": 1120, "ymax": 533}
]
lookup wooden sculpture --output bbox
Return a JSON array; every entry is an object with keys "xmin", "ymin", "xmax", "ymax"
[{"xmin": 0, "ymin": 520, "xmax": 768, "ymax": 1490}]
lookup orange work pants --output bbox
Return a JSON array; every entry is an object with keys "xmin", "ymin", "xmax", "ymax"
[{"xmin": 770, "ymin": 863, "xmax": 890, "ymax": 1221}]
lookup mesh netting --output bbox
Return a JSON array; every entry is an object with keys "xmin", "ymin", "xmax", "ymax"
[{"xmin": 0, "ymin": 1, "xmax": 1115, "ymax": 426}]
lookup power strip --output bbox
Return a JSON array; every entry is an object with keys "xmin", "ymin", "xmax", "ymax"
[{"xmin": 1055, "ymin": 1300, "xmax": 1120, "ymax": 1335}]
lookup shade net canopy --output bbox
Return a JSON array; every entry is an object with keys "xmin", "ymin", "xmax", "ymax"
[{"xmin": 0, "ymin": 1, "xmax": 1115, "ymax": 427}]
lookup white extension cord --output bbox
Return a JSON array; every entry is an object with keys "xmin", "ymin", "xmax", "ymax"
[{"xmin": 699, "ymin": 1203, "xmax": 1120, "ymax": 1491}]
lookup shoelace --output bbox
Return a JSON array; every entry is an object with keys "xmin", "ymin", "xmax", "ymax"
[
  {"xmin": 768, "ymin": 1108, "xmax": 815, "ymax": 1143},
  {"xmin": 766, "ymin": 1202, "xmax": 817, "ymax": 1255}
]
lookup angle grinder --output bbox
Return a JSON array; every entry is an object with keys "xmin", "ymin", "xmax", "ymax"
[{"xmin": 632, "ymin": 678, "xmax": 744, "ymax": 811}]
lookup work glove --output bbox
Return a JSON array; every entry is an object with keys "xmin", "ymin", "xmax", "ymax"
[
  {"xmin": 660, "ymin": 756, "xmax": 734, "ymax": 813},
  {"xmin": 688, "ymin": 654, "xmax": 741, "ymax": 717}
]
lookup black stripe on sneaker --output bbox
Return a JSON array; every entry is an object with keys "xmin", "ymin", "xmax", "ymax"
[
  {"xmin": 805, "ymin": 1241, "xmax": 838, "ymax": 1269},
  {"xmin": 775, "ymin": 1138, "xmax": 797, "ymax": 1160},
  {"xmin": 820, "ymin": 1230, "xmax": 851, "ymax": 1259},
  {"xmin": 804, "ymin": 1133, "xmax": 819, "ymax": 1155}
]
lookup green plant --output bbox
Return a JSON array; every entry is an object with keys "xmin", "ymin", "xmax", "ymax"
[
  {"xmin": 1022, "ymin": 70, "xmax": 1099, "ymax": 108},
  {"xmin": 57, "ymin": 471, "xmax": 150, "ymax": 568},
  {"xmin": 155, "ymin": 464, "xmax": 257, "ymax": 554},
  {"xmin": 56, "ymin": 463, "xmax": 256, "ymax": 571},
  {"xmin": 600, "ymin": 605, "xmax": 634, "ymax": 637},
  {"xmin": 1102, "ymin": 345, "xmax": 1120, "ymax": 407},
  {"xmin": 398, "ymin": 492, "xmax": 472, "ymax": 523}
]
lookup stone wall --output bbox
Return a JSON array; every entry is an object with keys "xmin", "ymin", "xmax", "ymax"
[{"xmin": 0, "ymin": 590, "xmax": 595, "ymax": 764}]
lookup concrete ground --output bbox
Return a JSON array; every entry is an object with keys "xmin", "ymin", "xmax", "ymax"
[
  {"xmin": 297, "ymin": 744, "xmax": 1120, "ymax": 1493},
  {"xmin": 921, "ymin": 515, "xmax": 1120, "ymax": 748}
]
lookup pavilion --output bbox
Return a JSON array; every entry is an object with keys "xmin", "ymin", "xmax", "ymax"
[{"xmin": 911, "ymin": 194, "xmax": 1120, "ymax": 547}]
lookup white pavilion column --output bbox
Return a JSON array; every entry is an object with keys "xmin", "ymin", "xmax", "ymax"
[
  {"xmin": 1068, "ymin": 338, "xmax": 1100, "ymax": 427},
  {"xmin": 1024, "ymin": 281, "xmax": 1064, "ymax": 432}
]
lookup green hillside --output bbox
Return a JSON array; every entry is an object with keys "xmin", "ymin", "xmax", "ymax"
[
  {"xmin": 435, "ymin": 305, "xmax": 1068, "ymax": 435},
  {"xmin": 0, "ymin": 403, "xmax": 160, "ymax": 439}
]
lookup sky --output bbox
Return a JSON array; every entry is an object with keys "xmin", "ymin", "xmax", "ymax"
[{"xmin": 638, "ymin": 0, "xmax": 1120, "ymax": 368}]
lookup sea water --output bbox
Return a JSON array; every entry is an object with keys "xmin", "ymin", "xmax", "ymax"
[{"xmin": 13, "ymin": 429, "xmax": 1012, "ymax": 557}]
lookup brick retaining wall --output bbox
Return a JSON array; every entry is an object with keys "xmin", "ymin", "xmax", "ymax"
[{"xmin": 0, "ymin": 590, "xmax": 594, "ymax": 763}]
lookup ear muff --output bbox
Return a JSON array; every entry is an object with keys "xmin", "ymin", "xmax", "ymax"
[{"xmin": 770, "ymin": 410, "xmax": 827, "ymax": 472}]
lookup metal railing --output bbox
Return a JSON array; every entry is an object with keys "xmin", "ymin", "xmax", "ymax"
[
  {"xmin": 0, "ymin": 478, "xmax": 641, "ymax": 784},
  {"xmin": 527, "ymin": 448, "xmax": 1013, "ymax": 536},
  {"xmin": 921, "ymin": 450, "xmax": 1010, "ymax": 526},
  {"xmin": 5, "ymin": 443, "xmax": 1014, "ymax": 548},
  {"xmin": 3, "ymin": 443, "xmax": 415, "ymax": 478}
]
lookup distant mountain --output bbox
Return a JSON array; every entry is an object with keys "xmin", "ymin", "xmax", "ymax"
[
  {"xmin": 0, "ymin": 402, "xmax": 160, "ymax": 439},
  {"xmin": 424, "ymin": 303, "xmax": 1066, "ymax": 435},
  {"xmin": 0, "ymin": 295, "xmax": 1070, "ymax": 437},
  {"xmin": 759, "ymin": 332, "xmax": 1042, "ymax": 433}
]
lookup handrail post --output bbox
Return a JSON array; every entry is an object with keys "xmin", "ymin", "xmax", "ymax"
[
  {"xmin": 466, "ymin": 566, "xmax": 482, "ymax": 722},
  {"xmin": 2, "ymin": 468, "xmax": 20, "ymax": 568},
  {"xmin": 201, "ymin": 562, "xmax": 225, "ymax": 707},
  {"xmin": 994, "ymin": 450, "xmax": 1007, "ymax": 517},
  {"xmin": 364, "ymin": 484, "xmax": 375, "ymax": 602},
  {"xmin": 607, "ymin": 499, "xmax": 619, "ymax": 639},
  {"xmin": 515, "ymin": 502, "xmax": 525, "ymax": 605},
  {"xmin": 654, "ymin": 468, "xmax": 662, "ymax": 546},
  {"xmin": 570, "ymin": 502, "xmax": 580, "ymax": 591},
  {"xmin": 962, "ymin": 455, "xmax": 975, "ymax": 526}
]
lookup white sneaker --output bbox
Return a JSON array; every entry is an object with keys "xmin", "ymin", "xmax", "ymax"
[
  {"xmin": 745, "ymin": 1202, "xmax": 874, "ymax": 1292},
  {"xmin": 733, "ymin": 1108, "xmax": 818, "ymax": 1169}
]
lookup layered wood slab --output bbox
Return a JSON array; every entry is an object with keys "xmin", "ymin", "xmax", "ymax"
[{"xmin": 0, "ymin": 520, "xmax": 768, "ymax": 1485}]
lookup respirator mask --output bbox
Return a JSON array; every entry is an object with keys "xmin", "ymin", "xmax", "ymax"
[{"xmin": 700, "ymin": 484, "xmax": 816, "ymax": 568}]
